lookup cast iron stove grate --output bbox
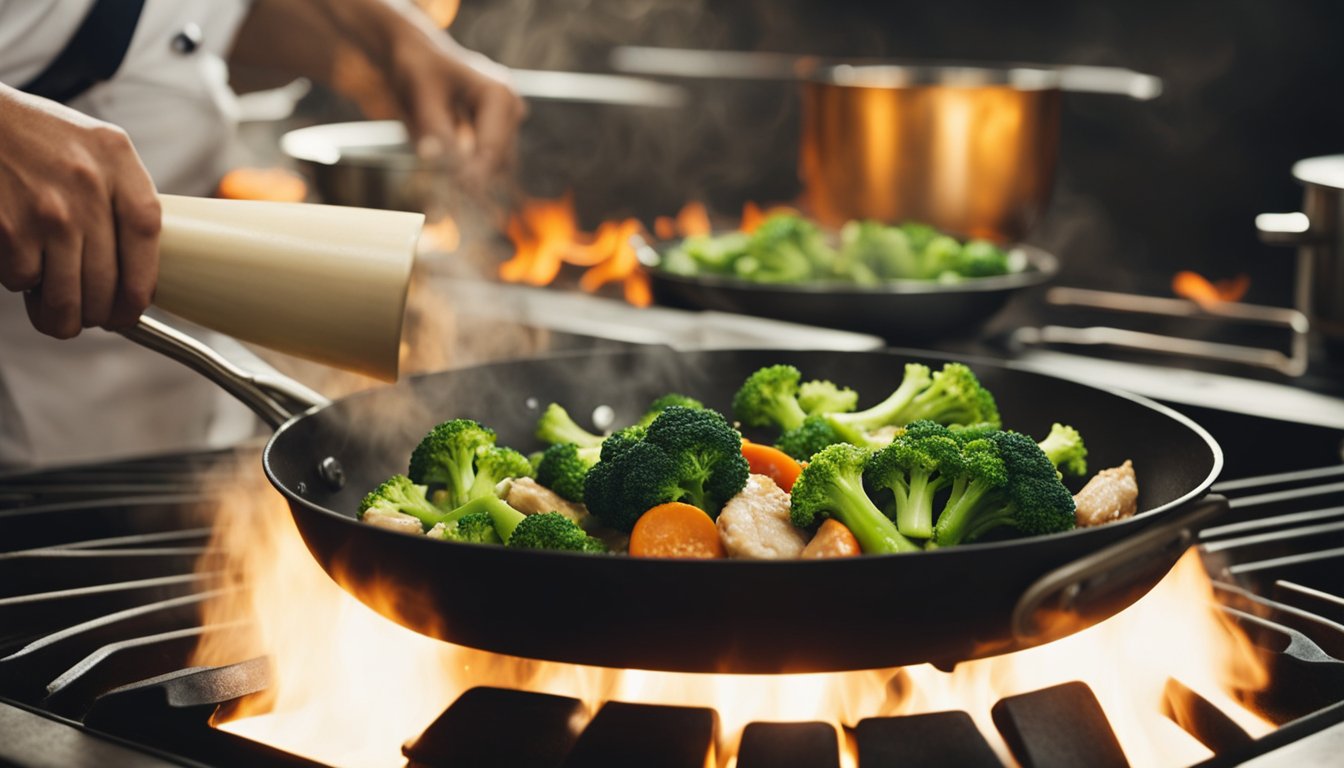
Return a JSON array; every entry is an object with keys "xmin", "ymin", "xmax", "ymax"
[{"xmin": 1, "ymin": 410, "xmax": 1342, "ymax": 767}]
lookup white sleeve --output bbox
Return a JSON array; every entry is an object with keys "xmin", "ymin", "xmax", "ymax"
[{"xmin": 0, "ymin": 0, "xmax": 94, "ymax": 87}]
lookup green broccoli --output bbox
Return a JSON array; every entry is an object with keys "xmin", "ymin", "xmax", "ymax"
[
  {"xmin": 535, "ymin": 442, "xmax": 601, "ymax": 502},
  {"xmin": 433, "ymin": 510, "xmax": 503, "ymax": 545},
  {"xmin": 955, "ymin": 240, "xmax": 1011, "ymax": 278},
  {"xmin": 731, "ymin": 364, "xmax": 810, "ymax": 431},
  {"xmin": 535, "ymin": 403, "xmax": 605, "ymax": 449},
  {"xmin": 637, "ymin": 393, "xmax": 706, "ymax": 428},
  {"xmin": 825, "ymin": 363, "xmax": 999, "ymax": 445},
  {"xmin": 798, "ymin": 379, "xmax": 859, "ymax": 415},
  {"xmin": 900, "ymin": 222, "xmax": 939, "ymax": 253},
  {"xmin": 600, "ymin": 423, "xmax": 647, "ymax": 460},
  {"xmin": 789, "ymin": 444, "xmax": 921, "ymax": 554},
  {"xmin": 408, "ymin": 419, "xmax": 497, "ymax": 507},
  {"xmin": 930, "ymin": 431, "xmax": 1075, "ymax": 548},
  {"xmin": 738, "ymin": 214, "xmax": 833, "ymax": 283},
  {"xmin": 468, "ymin": 446, "xmax": 534, "ymax": 499},
  {"xmin": 864, "ymin": 423, "xmax": 962, "ymax": 539},
  {"xmin": 584, "ymin": 406, "xmax": 749, "ymax": 532},
  {"xmin": 508, "ymin": 511, "xmax": 607, "ymax": 553},
  {"xmin": 840, "ymin": 220, "xmax": 919, "ymax": 280},
  {"xmin": 775, "ymin": 414, "xmax": 847, "ymax": 460},
  {"xmin": 918, "ymin": 234, "xmax": 963, "ymax": 279},
  {"xmin": 359, "ymin": 474, "xmax": 446, "ymax": 531},
  {"xmin": 1036, "ymin": 423, "xmax": 1088, "ymax": 477}
]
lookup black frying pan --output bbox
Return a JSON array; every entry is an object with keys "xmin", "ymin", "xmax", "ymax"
[
  {"xmin": 123, "ymin": 321, "xmax": 1222, "ymax": 673},
  {"xmin": 271, "ymin": 348, "xmax": 1224, "ymax": 673},
  {"xmin": 637, "ymin": 237, "xmax": 1058, "ymax": 343}
]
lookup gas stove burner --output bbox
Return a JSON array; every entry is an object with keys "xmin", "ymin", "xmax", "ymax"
[{"xmin": 1, "ymin": 400, "xmax": 1342, "ymax": 767}]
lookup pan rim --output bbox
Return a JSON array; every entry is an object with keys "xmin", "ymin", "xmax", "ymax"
[{"xmin": 263, "ymin": 346, "xmax": 1222, "ymax": 566}]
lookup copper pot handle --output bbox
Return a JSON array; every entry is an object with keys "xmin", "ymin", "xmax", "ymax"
[
  {"xmin": 1010, "ymin": 494, "xmax": 1229, "ymax": 644},
  {"xmin": 119, "ymin": 315, "xmax": 329, "ymax": 429}
]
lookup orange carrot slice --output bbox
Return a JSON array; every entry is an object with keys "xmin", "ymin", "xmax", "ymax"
[
  {"xmin": 629, "ymin": 502, "xmax": 725, "ymax": 559},
  {"xmin": 741, "ymin": 443, "xmax": 803, "ymax": 493}
]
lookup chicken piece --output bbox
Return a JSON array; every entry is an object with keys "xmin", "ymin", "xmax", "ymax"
[
  {"xmin": 1073, "ymin": 460, "xmax": 1139, "ymax": 527},
  {"xmin": 716, "ymin": 473, "xmax": 809, "ymax": 559},
  {"xmin": 504, "ymin": 476, "xmax": 588, "ymax": 524},
  {"xmin": 801, "ymin": 518, "xmax": 861, "ymax": 558},
  {"xmin": 362, "ymin": 509, "xmax": 425, "ymax": 535}
]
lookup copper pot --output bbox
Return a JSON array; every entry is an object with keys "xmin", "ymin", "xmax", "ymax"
[{"xmin": 800, "ymin": 65, "xmax": 1063, "ymax": 242}]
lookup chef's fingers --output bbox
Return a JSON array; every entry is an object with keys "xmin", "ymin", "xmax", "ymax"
[
  {"xmin": 105, "ymin": 166, "xmax": 160, "ymax": 330},
  {"xmin": 80, "ymin": 201, "xmax": 118, "ymax": 328},
  {"xmin": 467, "ymin": 79, "xmax": 523, "ymax": 178},
  {"xmin": 0, "ymin": 226, "xmax": 42, "ymax": 292},
  {"xmin": 408, "ymin": 76, "xmax": 459, "ymax": 162},
  {"xmin": 35, "ymin": 231, "xmax": 82, "ymax": 339}
]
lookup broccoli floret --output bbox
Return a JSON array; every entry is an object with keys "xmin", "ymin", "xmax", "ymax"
[
  {"xmin": 637, "ymin": 393, "xmax": 705, "ymax": 428},
  {"xmin": 789, "ymin": 444, "xmax": 921, "ymax": 554},
  {"xmin": 408, "ymin": 419, "xmax": 497, "ymax": 506},
  {"xmin": 535, "ymin": 403, "xmax": 604, "ymax": 449},
  {"xmin": 918, "ymin": 234, "xmax": 963, "ymax": 279},
  {"xmin": 825, "ymin": 362, "xmax": 934, "ymax": 442},
  {"xmin": 600, "ymin": 423, "xmax": 647, "ymax": 461},
  {"xmin": 468, "ymin": 446, "xmax": 534, "ymax": 499},
  {"xmin": 535, "ymin": 442, "xmax": 601, "ymax": 502},
  {"xmin": 1036, "ymin": 423, "xmax": 1088, "ymax": 477},
  {"xmin": 731, "ymin": 364, "xmax": 810, "ymax": 431},
  {"xmin": 359, "ymin": 474, "xmax": 445, "ymax": 531},
  {"xmin": 435, "ymin": 510, "xmax": 503, "ymax": 545},
  {"xmin": 840, "ymin": 220, "xmax": 919, "ymax": 280},
  {"xmin": 508, "ymin": 511, "xmax": 607, "ymax": 553},
  {"xmin": 737, "ymin": 214, "xmax": 833, "ymax": 284},
  {"xmin": 900, "ymin": 222, "xmax": 939, "ymax": 253},
  {"xmin": 584, "ymin": 406, "xmax": 749, "ymax": 532},
  {"xmin": 898, "ymin": 363, "xmax": 1001, "ymax": 427},
  {"xmin": 797, "ymin": 380, "xmax": 859, "ymax": 415},
  {"xmin": 955, "ymin": 240, "xmax": 1011, "ymax": 278},
  {"xmin": 865, "ymin": 425, "xmax": 962, "ymax": 539},
  {"xmin": 930, "ymin": 431, "xmax": 1075, "ymax": 547},
  {"xmin": 775, "ymin": 414, "xmax": 847, "ymax": 460}
]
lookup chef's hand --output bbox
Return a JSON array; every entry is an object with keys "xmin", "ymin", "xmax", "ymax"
[
  {"xmin": 0, "ymin": 84, "xmax": 160, "ymax": 338},
  {"xmin": 384, "ymin": 31, "xmax": 526, "ymax": 180}
]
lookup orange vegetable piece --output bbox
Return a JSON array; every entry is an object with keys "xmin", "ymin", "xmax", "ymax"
[
  {"xmin": 629, "ymin": 502, "xmax": 726, "ymax": 559},
  {"xmin": 741, "ymin": 442, "xmax": 803, "ymax": 493},
  {"xmin": 801, "ymin": 519, "xmax": 861, "ymax": 558}
]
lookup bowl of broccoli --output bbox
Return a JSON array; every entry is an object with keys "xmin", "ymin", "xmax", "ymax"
[{"xmin": 640, "ymin": 213, "xmax": 1057, "ymax": 342}]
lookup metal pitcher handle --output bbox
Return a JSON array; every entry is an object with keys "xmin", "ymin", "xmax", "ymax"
[
  {"xmin": 119, "ymin": 315, "xmax": 329, "ymax": 429},
  {"xmin": 1011, "ymin": 494, "xmax": 1229, "ymax": 644}
]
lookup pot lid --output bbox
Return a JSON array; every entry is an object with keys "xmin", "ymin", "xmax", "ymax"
[{"xmin": 1293, "ymin": 155, "xmax": 1344, "ymax": 190}]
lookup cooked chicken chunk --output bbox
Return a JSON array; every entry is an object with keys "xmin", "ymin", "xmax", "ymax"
[
  {"xmin": 361, "ymin": 509, "xmax": 425, "ymax": 535},
  {"xmin": 716, "ymin": 474, "xmax": 809, "ymax": 559},
  {"xmin": 1073, "ymin": 460, "xmax": 1139, "ymax": 527},
  {"xmin": 504, "ymin": 476, "xmax": 588, "ymax": 524}
]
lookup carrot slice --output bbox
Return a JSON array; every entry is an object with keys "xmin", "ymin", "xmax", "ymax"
[
  {"xmin": 801, "ymin": 519, "xmax": 861, "ymax": 558},
  {"xmin": 629, "ymin": 502, "xmax": 725, "ymax": 559},
  {"xmin": 741, "ymin": 443, "xmax": 803, "ymax": 493}
]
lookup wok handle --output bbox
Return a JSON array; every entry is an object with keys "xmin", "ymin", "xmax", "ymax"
[
  {"xmin": 1010, "ymin": 494, "xmax": 1229, "ymax": 644},
  {"xmin": 119, "ymin": 315, "xmax": 329, "ymax": 429}
]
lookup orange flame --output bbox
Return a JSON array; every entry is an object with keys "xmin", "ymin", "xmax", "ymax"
[
  {"xmin": 500, "ymin": 195, "xmax": 651, "ymax": 306},
  {"xmin": 1172, "ymin": 271, "xmax": 1251, "ymax": 308},
  {"xmin": 192, "ymin": 463, "xmax": 1272, "ymax": 768}
]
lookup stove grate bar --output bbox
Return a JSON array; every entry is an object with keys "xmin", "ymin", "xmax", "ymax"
[
  {"xmin": 854, "ymin": 711, "xmax": 999, "ymax": 768},
  {"xmin": 1163, "ymin": 678, "xmax": 1256, "ymax": 755},
  {"xmin": 1219, "ymin": 481, "xmax": 1344, "ymax": 512},
  {"xmin": 402, "ymin": 686, "xmax": 587, "ymax": 768},
  {"xmin": 1213, "ymin": 465, "xmax": 1344, "ymax": 494},
  {"xmin": 15, "ymin": 527, "xmax": 215, "ymax": 552},
  {"xmin": 560, "ymin": 700, "xmax": 716, "ymax": 768},
  {"xmin": 991, "ymin": 681, "xmax": 1129, "ymax": 768},
  {"xmin": 1200, "ymin": 518, "xmax": 1344, "ymax": 555},
  {"xmin": 737, "ymin": 721, "xmax": 841, "ymax": 768},
  {"xmin": 1201, "ymin": 506, "xmax": 1344, "ymax": 540}
]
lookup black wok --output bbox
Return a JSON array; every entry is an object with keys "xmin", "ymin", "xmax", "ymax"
[
  {"xmin": 125, "ymin": 321, "xmax": 1222, "ymax": 673},
  {"xmin": 638, "ymin": 237, "xmax": 1058, "ymax": 343}
]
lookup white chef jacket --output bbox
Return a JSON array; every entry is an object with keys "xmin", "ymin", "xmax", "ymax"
[{"xmin": 0, "ymin": 0, "xmax": 261, "ymax": 468}]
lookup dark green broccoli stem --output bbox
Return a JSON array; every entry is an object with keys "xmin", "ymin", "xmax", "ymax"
[
  {"xmin": 826, "ymin": 363, "xmax": 932, "ymax": 442},
  {"xmin": 929, "ymin": 474, "xmax": 1003, "ymax": 548},
  {"xmin": 535, "ymin": 403, "xmax": 605, "ymax": 449}
]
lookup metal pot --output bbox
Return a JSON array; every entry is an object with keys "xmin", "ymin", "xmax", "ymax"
[
  {"xmin": 1256, "ymin": 155, "xmax": 1344, "ymax": 357},
  {"xmin": 800, "ymin": 65, "xmax": 1063, "ymax": 242}
]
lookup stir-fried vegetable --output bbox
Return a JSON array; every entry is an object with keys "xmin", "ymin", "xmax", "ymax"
[{"xmin": 662, "ymin": 213, "xmax": 1016, "ymax": 285}]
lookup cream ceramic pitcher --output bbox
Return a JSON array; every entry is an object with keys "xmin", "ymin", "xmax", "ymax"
[{"xmin": 153, "ymin": 195, "xmax": 424, "ymax": 382}]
